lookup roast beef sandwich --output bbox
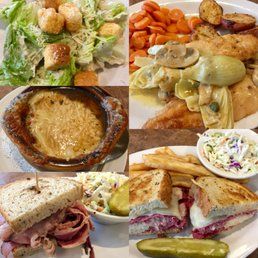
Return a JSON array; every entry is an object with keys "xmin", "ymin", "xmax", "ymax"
[
  {"xmin": 190, "ymin": 177, "xmax": 258, "ymax": 239},
  {"xmin": 0, "ymin": 177, "xmax": 94, "ymax": 257},
  {"xmin": 129, "ymin": 170, "xmax": 189, "ymax": 236}
]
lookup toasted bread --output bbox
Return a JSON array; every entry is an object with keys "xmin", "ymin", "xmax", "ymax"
[
  {"xmin": 129, "ymin": 169, "xmax": 172, "ymax": 218},
  {"xmin": 191, "ymin": 177, "xmax": 258, "ymax": 218},
  {"xmin": 0, "ymin": 177, "xmax": 83, "ymax": 233}
]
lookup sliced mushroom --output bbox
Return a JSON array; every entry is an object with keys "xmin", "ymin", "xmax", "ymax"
[{"xmin": 155, "ymin": 42, "xmax": 199, "ymax": 68}]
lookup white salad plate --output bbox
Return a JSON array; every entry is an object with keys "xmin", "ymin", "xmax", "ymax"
[
  {"xmin": 0, "ymin": 87, "xmax": 127, "ymax": 172},
  {"xmin": 129, "ymin": 145, "xmax": 258, "ymax": 258},
  {"xmin": 0, "ymin": 0, "xmax": 129, "ymax": 86},
  {"xmin": 129, "ymin": 0, "xmax": 258, "ymax": 129},
  {"xmin": 197, "ymin": 129, "xmax": 258, "ymax": 179}
]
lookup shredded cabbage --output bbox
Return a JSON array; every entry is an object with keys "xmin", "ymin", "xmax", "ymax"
[{"xmin": 201, "ymin": 132, "xmax": 258, "ymax": 175}]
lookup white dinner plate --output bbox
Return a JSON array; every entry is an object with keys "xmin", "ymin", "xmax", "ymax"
[
  {"xmin": 129, "ymin": 0, "xmax": 258, "ymax": 129},
  {"xmin": 129, "ymin": 145, "xmax": 258, "ymax": 258},
  {"xmin": 0, "ymin": 87, "xmax": 127, "ymax": 172},
  {"xmin": 0, "ymin": 0, "xmax": 129, "ymax": 86}
]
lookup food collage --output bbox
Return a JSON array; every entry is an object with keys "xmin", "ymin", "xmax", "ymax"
[{"xmin": 0, "ymin": 0, "xmax": 257, "ymax": 258}]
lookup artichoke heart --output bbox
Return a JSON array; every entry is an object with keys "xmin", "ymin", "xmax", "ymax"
[
  {"xmin": 129, "ymin": 64, "xmax": 160, "ymax": 89},
  {"xmin": 182, "ymin": 55, "xmax": 246, "ymax": 86},
  {"xmin": 153, "ymin": 67, "xmax": 181, "ymax": 92},
  {"xmin": 175, "ymin": 78, "xmax": 199, "ymax": 99},
  {"xmin": 200, "ymin": 86, "xmax": 234, "ymax": 128}
]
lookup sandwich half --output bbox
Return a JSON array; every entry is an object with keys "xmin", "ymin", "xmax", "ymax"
[
  {"xmin": 190, "ymin": 177, "xmax": 258, "ymax": 239},
  {"xmin": 129, "ymin": 170, "xmax": 189, "ymax": 236},
  {"xmin": 0, "ymin": 177, "xmax": 94, "ymax": 257}
]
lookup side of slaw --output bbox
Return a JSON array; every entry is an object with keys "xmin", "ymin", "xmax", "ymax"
[
  {"xmin": 201, "ymin": 132, "xmax": 258, "ymax": 174},
  {"xmin": 75, "ymin": 172, "xmax": 128, "ymax": 214}
]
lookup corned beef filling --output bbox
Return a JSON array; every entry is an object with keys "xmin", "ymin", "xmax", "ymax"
[
  {"xmin": 192, "ymin": 210, "xmax": 257, "ymax": 239},
  {"xmin": 0, "ymin": 201, "xmax": 94, "ymax": 258},
  {"xmin": 130, "ymin": 213, "xmax": 187, "ymax": 234},
  {"xmin": 130, "ymin": 188, "xmax": 190, "ymax": 235}
]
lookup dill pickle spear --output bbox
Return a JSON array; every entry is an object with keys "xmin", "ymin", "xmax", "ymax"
[
  {"xmin": 108, "ymin": 181, "xmax": 129, "ymax": 216},
  {"xmin": 137, "ymin": 238, "xmax": 229, "ymax": 258}
]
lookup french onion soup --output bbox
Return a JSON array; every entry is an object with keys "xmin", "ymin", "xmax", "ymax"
[{"xmin": 26, "ymin": 90, "xmax": 105, "ymax": 160}]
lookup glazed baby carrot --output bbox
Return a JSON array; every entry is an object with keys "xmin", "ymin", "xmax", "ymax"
[
  {"xmin": 148, "ymin": 25, "xmax": 166, "ymax": 34},
  {"xmin": 149, "ymin": 33, "xmax": 157, "ymax": 46},
  {"xmin": 129, "ymin": 50, "xmax": 147, "ymax": 63},
  {"xmin": 188, "ymin": 17, "xmax": 203, "ymax": 31},
  {"xmin": 129, "ymin": 22, "xmax": 135, "ymax": 32},
  {"xmin": 177, "ymin": 19, "xmax": 191, "ymax": 34},
  {"xmin": 160, "ymin": 7, "xmax": 170, "ymax": 16},
  {"xmin": 134, "ymin": 17, "xmax": 151, "ymax": 30},
  {"xmin": 143, "ymin": 1, "xmax": 160, "ymax": 11},
  {"xmin": 152, "ymin": 10, "xmax": 166, "ymax": 23},
  {"xmin": 142, "ymin": 4, "xmax": 154, "ymax": 13},
  {"xmin": 132, "ymin": 37, "xmax": 146, "ymax": 49},
  {"xmin": 130, "ymin": 10, "xmax": 146, "ymax": 23},
  {"xmin": 150, "ymin": 21, "xmax": 167, "ymax": 30},
  {"xmin": 178, "ymin": 35, "xmax": 191, "ymax": 43},
  {"xmin": 165, "ymin": 32, "xmax": 179, "ymax": 41},
  {"xmin": 169, "ymin": 8, "xmax": 184, "ymax": 22},
  {"xmin": 146, "ymin": 12, "xmax": 155, "ymax": 22},
  {"xmin": 132, "ymin": 31, "xmax": 148, "ymax": 38},
  {"xmin": 167, "ymin": 23, "xmax": 178, "ymax": 33},
  {"xmin": 130, "ymin": 63, "xmax": 139, "ymax": 73},
  {"xmin": 155, "ymin": 35, "xmax": 171, "ymax": 45}
]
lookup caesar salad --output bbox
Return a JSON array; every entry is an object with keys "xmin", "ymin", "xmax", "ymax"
[{"xmin": 0, "ymin": 0, "xmax": 127, "ymax": 86}]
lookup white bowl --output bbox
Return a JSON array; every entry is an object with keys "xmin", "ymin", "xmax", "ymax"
[
  {"xmin": 86, "ymin": 207, "xmax": 129, "ymax": 225},
  {"xmin": 197, "ymin": 129, "xmax": 258, "ymax": 179}
]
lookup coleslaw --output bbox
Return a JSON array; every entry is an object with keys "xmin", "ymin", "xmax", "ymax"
[
  {"xmin": 75, "ymin": 172, "xmax": 128, "ymax": 214},
  {"xmin": 201, "ymin": 132, "xmax": 258, "ymax": 174}
]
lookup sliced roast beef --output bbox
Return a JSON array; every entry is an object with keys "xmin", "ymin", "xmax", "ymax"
[{"xmin": 0, "ymin": 201, "xmax": 93, "ymax": 257}]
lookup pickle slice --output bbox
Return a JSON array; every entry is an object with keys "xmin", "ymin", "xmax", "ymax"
[
  {"xmin": 137, "ymin": 238, "xmax": 229, "ymax": 258},
  {"xmin": 108, "ymin": 181, "xmax": 129, "ymax": 216}
]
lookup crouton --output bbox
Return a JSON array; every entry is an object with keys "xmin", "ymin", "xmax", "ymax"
[
  {"xmin": 38, "ymin": 8, "xmax": 64, "ymax": 35},
  {"xmin": 42, "ymin": 0, "xmax": 62, "ymax": 10},
  {"xmin": 44, "ymin": 43, "xmax": 70, "ymax": 70},
  {"xmin": 58, "ymin": 3, "xmax": 82, "ymax": 32},
  {"xmin": 98, "ymin": 23, "xmax": 122, "ymax": 37},
  {"xmin": 74, "ymin": 71, "xmax": 99, "ymax": 86}
]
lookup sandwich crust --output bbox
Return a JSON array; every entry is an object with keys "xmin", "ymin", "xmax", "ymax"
[
  {"xmin": 191, "ymin": 177, "xmax": 258, "ymax": 218},
  {"xmin": 129, "ymin": 170, "xmax": 172, "ymax": 218},
  {"xmin": 0, "ymin": 177, "xmax": 83, "ymax": 233}
]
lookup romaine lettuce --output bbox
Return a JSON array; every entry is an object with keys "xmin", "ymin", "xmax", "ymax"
[{"xmin": 0, "ymin": 0, "xmax": 25, "ymax": 24}]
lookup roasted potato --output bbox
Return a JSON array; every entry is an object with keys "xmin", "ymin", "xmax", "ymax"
[
  {"xmin": 239, "ymin": 25, "xmax": 258, "ymax": 37},
  {"xmin": 191, "ymin": 24, "xmax": 220, "ymax": 41},
  {"xmin": 221, "ymin": 13, "xmax": 256, "ymax": 32},
  {"xmin": 199, "ymin": 0, "xmax": 223, "ymax": 25}
]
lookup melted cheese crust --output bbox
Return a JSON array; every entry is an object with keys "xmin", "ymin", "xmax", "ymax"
[{"xmin": 27, "ymin": 91, "xmax": 104, "ymax": 160}]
